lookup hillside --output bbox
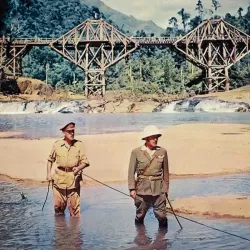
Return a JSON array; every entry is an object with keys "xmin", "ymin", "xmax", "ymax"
[{"xmin": 79, "ymin": 0, "xmax": 164, "ymax": 35}]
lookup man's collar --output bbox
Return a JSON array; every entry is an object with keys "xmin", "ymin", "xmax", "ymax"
[
  {"xmin": 60, "ymin": 139, "xmax": 77, "ymax": 147},
  {"xmin": 140, "ymin": 145, "xmax": 160, "ymax": 151}
]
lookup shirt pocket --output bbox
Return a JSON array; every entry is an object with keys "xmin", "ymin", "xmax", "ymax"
[
  {"xmin": 156, "ymin": 156, "xmax": 164, "ymax": 163},
  {"xmin": 56, "ymin": 151, "xmax": 67, "ymax": 165},
  {"xmin": 137, "ymin": 157, "xmax": 148, "ymax": 170}
]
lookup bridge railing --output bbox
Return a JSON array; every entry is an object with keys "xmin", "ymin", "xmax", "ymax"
[
  {"xmin": 0, "ymin": 34, "xmax": 247, "ymax": 46},
  {"xmin": 0, "ymin": 37, "xmax": 55, "ymax": 44},
  {"xmin": 130, "ymin": 35, "xmax": 245, "ymax": 44},
  {"xmin": 130, "ymin": 37, "xmax": 178, "ymax": 44}
]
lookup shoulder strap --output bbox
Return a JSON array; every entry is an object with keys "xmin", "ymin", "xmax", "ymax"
[{"xmin": 141, "ymin": 151, "xmax": 157, "ymax": 175}]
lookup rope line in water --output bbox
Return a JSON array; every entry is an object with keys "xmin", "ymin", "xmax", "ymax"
[
  {"xmin": 83, "ymin": 173, "xmax": 250, "ymax": 242},
  {"xmin": 171, "ymin": 213, "xmax": 250, "ymax": 242},
  {"xmin": 42, "ymin": 180, "xmax": 51, "ymax": 211}
]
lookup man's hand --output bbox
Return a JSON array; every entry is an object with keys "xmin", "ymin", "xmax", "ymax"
[
  {"xmin": 130, "ymin": 190, "xmax": 136, "ymax": 199},
  {"xmin": 73, "ymin": 167, "xmax": 80, "ymax": 176},
  {"xmin": 46, "ymin": 174, "xmax": 53, "ymax": 181}
]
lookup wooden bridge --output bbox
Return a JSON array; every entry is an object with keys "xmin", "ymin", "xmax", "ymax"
[{"xmin": 0, "ymin": 18, "xmax": 249, "ymax": 96}]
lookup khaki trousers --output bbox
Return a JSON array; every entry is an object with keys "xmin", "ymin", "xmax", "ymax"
[
  {"xmin": 134, "ymin": 193, "xmax": 167, "ymax": 221},
  {"xmin": 53, "ymin": 185, "xmax": 81, "ymax": 217}
]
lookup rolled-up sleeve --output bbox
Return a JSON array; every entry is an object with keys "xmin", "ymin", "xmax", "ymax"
[
  {"xmin": 128, "ymin": 150, "xmax": 137, "ymax": 190},
  {"xmin": 48, "ymin": 144, "xmax": 56, "ymax": 163},
  {"xmin": 79, "ymin": 142, "xmax": 90, "ymax": 167},
  {"xmin": 163, "ymin": 150, "xmax": 169, "ymax": 193}
]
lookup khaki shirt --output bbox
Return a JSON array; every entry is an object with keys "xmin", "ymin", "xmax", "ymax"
[
  {"xmin": 48, "ymin": 139, "xmax": 89, "ymax": 189},
  {"xmin": 128, "ymin": 145, "xmax": 169, "ymax": 196}
]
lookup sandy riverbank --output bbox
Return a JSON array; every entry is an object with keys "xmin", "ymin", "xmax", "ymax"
[
  {"xmin": 1, "ymin": 123, "xmax": 250, "ymax": 182},
  {"xmin": 170, "ymin": 195, "xmax": 250, "ymax": 219}
]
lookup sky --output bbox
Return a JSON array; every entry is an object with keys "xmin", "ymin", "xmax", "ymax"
[{"xmin": 101, "ymin": 0, "xmax": 250, "ymax": 28}]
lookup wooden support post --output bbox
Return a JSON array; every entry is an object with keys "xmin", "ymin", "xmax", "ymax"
[
  {"xmin": 85, "ymin": 71, "xmax": 89, "ymax": 97},
  {"xmin": 225, "ymin": 67, "xmax": 229, "ymax": 91},
  {"xmin": 102, "ymin": 71, "xmax": 105, "ymax": 96},
  {"xmin": 223, "ymin": 43, "xmax": 230, "ymax": 91},
  {"xmin": 208, "ymin": 43, "xmax": 212, "ymax": 93},
  {"xmin": 13, "ymin": 47, "xmax": 16, "ymax": 77}
]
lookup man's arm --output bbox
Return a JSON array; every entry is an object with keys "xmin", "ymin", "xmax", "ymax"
[
  {"xmin": 46, "ymin": 161, "xmax": 53, "ymax": 181},
  {"xmin": 73, "ymin": 142, "xmax": 90, "ymax": 175},
  {"xmin": 128, "ymin": 150, "xmax": 137, "ymax": 199},
  {"xmin": 163, "ymin": 149, "xmax": 169, "ymax": 196},
  {"xmin": 73, "ymin": 162, "xmax": 88, "ymax": 175},
  {"xmin": 47, "ymin": 144, "xmax": 56, "ymax": 181}
]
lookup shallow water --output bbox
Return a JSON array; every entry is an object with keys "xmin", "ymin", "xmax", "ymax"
[
  {"xmin": 0, "ymin": 112, "xmax": 250, "ymax": 139},
  {"xmin": 1, "ymin": 173, "xmax": 250, "ymax": 249},
  {"xmin": 1, "ymin": 112, "xmax": 250, "ymax": 249}
]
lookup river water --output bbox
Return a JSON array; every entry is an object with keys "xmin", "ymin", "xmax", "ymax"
[
  {"xmin": 1, "ymin": 112, "xmax": 250, "ymax": 139},
  {"xmin": 0, "ymin": 173, "xmax": 250, "ymax": 250},
  {"xmin": 0, "ymin": 112, "xmax": 250, "ymax": 249}
]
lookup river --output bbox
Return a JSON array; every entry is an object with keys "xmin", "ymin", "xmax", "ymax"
[
  {"xmin": 0, "ymin": 173, "xmax": 250, "ymax": 249},
  {"xmin": 0, "ymin": 112, "xmax": 250, "ymax": 249},
  {"xmin": 1, "ymin": 112, "xmax": 250, "ymax": 139}
]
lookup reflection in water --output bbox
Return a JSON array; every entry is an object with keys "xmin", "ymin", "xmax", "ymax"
[
  {"xmin": 126, "ymin": 222, "xmax": 169, "ymax": 250},
  {"xmin": 1, "ymin": 174, "xmax": 250, "ymax": 249},
  {"xmin": 53, "ymin": 217, "xmax": 83, "ymax": 250}
]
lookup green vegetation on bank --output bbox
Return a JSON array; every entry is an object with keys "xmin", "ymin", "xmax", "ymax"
[{"xmin": 1, "ymin": 0, "xmax": 250, "ymax": 96}]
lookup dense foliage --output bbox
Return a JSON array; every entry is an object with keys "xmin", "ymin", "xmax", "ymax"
[{"xmin": 1, "ymin": 0, "xmax": 250, "ymax": 94}]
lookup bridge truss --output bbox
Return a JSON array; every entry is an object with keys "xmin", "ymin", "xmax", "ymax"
[
  {"xmin": 0, "ymin": 18, "xmax": 250, "ymax": 95},
  {"xmin": 174, "ymin": 19, "xmax": 250, "ymax": 92}
]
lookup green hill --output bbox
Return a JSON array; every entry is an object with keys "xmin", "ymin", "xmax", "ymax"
[{"xmin": 80, "ymin": 0, "xmax": 164, "ymax": 35}]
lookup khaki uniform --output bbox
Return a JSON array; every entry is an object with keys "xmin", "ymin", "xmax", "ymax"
[
  {"xmin": 128, "ymin": 145, "xmax": 169, "ymax": 223},
  {"xmin": 48, "ymin": 139, "xmax": 89, "ymax": 216}
]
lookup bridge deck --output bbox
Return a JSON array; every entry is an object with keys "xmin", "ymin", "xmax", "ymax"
[
  {"xmin": 0, "ymin": 36, "xmax": 179, "ymax": 46},
  {"xmin": 0, "ymin": 35, "xmax": 240, "ymax": 46}
]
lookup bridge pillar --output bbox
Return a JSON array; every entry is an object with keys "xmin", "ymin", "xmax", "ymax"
[
  {"xmin": 84, "ymin": 69, "xmax": 105, "ymax": 97},
  {"xmin": 208, "ymin": 43, "xmax": 212, "ymax": 93},
  {"xmin": 0, "ymin": 43, "xmax": 5, "ymax": 67},
  {"xmin": 174, "ymin": 19, "xmax": 250, "ymax": 93},
  {"xmin": 50, "ymin": 19, "xmax": 137, "ymax": 97},
  {"xmin": 205, "ymin": 67, "xmax": 229, "ymax": 92},
  {"xmin": 225, "ymin": 67, "xmax": 230, "ymax": 91},
  {"xmin": 0, "ymin": 42, "xmax": 28, "ymax": 77}
]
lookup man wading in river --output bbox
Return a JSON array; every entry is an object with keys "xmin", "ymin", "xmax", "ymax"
[
  {"xmin": 128, "ymin": 125, "xmax": 169, "ymax": 227},
  {"xmin": 46, "ymin": 122, "xmax": 89, "ymax": 217}
]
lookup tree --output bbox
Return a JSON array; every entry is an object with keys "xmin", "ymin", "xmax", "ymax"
[
  {"xmin": 177, "ymin": 8, "xmax": 191, "ymax": 32},
  {"xmin": 168, "ymin": 17, "xmax": 178, "ymax": 36},
  {"xmin": 169, "ymin": 17, "xmax": 178, "ymax": 26},
  {"xmin": 211, "ymin": 0, "xmax": 221, "ymax": 17},
  {"xmin": 0, "ymin": 0, "xmax": 8, "ymax": 34},
  {"xmin": 195, "ymin": 0, "xmax": 204, "ymax": 22},
  {"xmin": 238, "ymin": 7, "xmax": 243, "ymax": 19}
]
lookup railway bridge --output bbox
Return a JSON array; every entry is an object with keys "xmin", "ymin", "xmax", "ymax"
[{"xmin": 0, "ymin": 18, "xmax": 249, "ymax": 96}]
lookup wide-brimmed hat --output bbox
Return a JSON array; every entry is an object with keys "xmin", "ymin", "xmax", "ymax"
[
  {"xmin": 60, "ymin": 122, "xmax": 75, "ymax": 131},
  {"xmin": 141, "ymin": 125, "xmax": 162, "ymax": 140}
]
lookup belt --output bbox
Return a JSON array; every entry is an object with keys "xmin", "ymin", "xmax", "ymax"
[
  {"xmin": 58, "ymin": 167, "xmax": 74, "ymax": 172},
  {"xmin": 138, "ymin": 175, "xmax": 162, "ymax": 181}
]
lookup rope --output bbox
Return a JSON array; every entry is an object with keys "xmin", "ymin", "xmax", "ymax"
[
  {"xmin": 82, "ymin": 173, "xmax": 250, "ymax": 242},
  {"xmin": 170, "ymin": 212, "xmax": 250, "ymax": 242},
  {"xmin": 42, "ymin": 180, "xmax": 51, "ymax": 211},
  {"xmin": 166, "ymin": 196, "xmax": 182, "ymax": 229}
]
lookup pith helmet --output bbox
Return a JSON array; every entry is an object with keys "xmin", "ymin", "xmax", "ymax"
[
  {"xmin": 60, "ymin": 122, "xmax": 75, "ymax": 131},
  {"xmin": 141, "ymin": 125, "xmax": 162, "ymax": 140}
]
